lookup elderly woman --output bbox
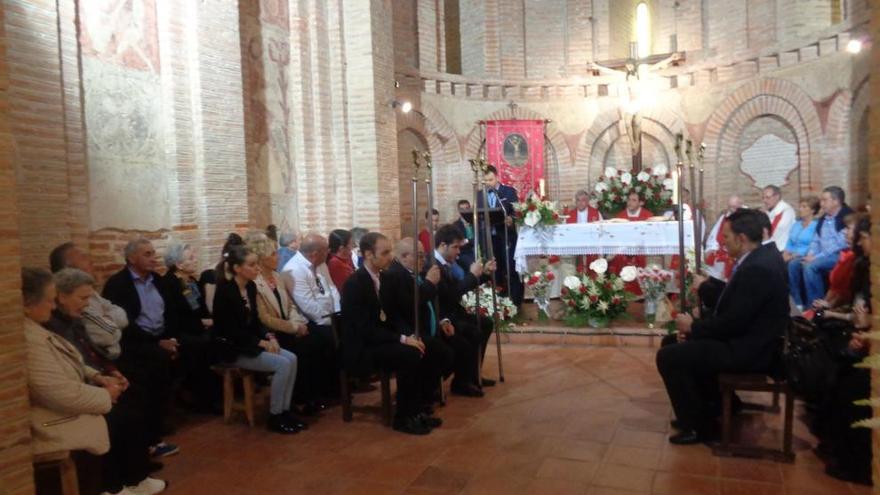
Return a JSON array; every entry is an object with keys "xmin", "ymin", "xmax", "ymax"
[
  {"xmin": 246, "ymin": 231, "xmax": 335, "ymax": 416},
  {"xmin": 164, "ymin": 242, "xmax": 222, "ymax": 412},
  {"xmin": 26, "ymin": 268, "xmax": 165, "ymax": 495},
  {"xmin": 213, "ymin": 245, "xmax": 304, "ymax": 434}
]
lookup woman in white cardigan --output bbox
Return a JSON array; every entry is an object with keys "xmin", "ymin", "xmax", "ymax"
[{"xmin": 246, "ymin": 231, "xmax": 338, "ymax": 416}]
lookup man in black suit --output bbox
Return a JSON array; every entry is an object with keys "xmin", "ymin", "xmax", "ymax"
[
  {"xmin": 453, "ymin": 199, "xmax": 476, "ymax": 271},
  {"xmin": 340, "ymin": 232, "xmax": 440, "ymax": 435},
  {"xmin": 432, "ymin": 224, "xmax": 497, "ymax": 396},
  {"xmin": 476, "ymin": 165, "xmax": 523, "ymax": 306},
  {"xmin": 656, "ymin": 209, "xmax": 790, "ymax": 444},
  {"xmin": 381, "ymin": 238, "xmax": 457, "ymax": 408},
  {"xmin": 102, "ymin": 238, "xmax": 180, "ymax": 455}
]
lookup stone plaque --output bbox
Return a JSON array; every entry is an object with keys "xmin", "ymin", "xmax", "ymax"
[{"xmin": 740, "ymin": 134, "xmax": 798, "ymax": 188}]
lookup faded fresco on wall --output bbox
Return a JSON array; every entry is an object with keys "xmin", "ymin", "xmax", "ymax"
[{"xmin": 79, "ymin": 0, "xmax": 160, "ymax": 73}]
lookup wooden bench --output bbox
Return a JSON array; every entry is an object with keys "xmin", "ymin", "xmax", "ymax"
[
  {"xmin": 712, "ymin": 373, "xmax": 795, "ymax": 463},
  {"xmin": 33, "ymin": 451, "xmax": 78, "ymax": 495},
  {"xmin": 211, "ymin": 365, "xmax": 271, "ymax": 427}
]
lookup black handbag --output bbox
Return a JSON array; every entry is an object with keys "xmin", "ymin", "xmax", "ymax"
[{"xmin": 783, "ymin": 316, "xmax": 838, "ymax": 402}]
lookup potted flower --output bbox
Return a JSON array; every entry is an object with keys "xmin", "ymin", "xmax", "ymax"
[
  {"xmin": 637, "ymin": 265, "xmax": 674, "ymax": 326},
  {"xmin": 591, "ymin": 166, "xmax": 674, "ymax": 217},
  {"xmin": 559, "ymin": 258, "xmax": 635, "ymax": 328},
  {"xmin": 524, "ymin": 255, "xmax": 560, "ymax": 320},
  {"xmin": 512, "ymin": 193, "xmax": 564, "ymax": 229},
  {"xmin": 461, "ymin": 284, "xmax": 518, "ymax": 331}
]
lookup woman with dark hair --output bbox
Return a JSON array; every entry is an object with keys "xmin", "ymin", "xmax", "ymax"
[
  {"xmin": 198, "ymin": 233, "xmax": 245, "ymax": 315},
  {"xmin": 326, "ymin": 229, "xmax": 355, "ymax": 289},
  {"xmin": 212, "ymin": 245, "xmax": 302, "ymax": 434}
]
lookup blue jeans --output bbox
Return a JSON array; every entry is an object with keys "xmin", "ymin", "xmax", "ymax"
[
  {"xmin": 233, "ymin": 349, "xmax": 298, "ymax": 415},
  {"xmin": 788, "ymin": 253, "xmax": 838, "ymax": 308}
]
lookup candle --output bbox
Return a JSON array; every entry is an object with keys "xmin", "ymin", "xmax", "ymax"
[
  {"xmin": 539, "ymin": 179, "xmax": 546, "ymax": 198},
  {"xmin": 671, "ymin": 168, "xmax": 679, "ymax": 204}
]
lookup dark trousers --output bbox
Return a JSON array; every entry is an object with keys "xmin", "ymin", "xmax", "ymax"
[
  {"xmin": 821, "ymin": 364, "xmax": 872, "ymax": 482},
  {"xmin": 420, "ymin": 335, "xmax": 455, "ymax": 403},
  {"xmin": 116, "ymin": 344, "xmax": 172, "ymax": 445},
  {"xmin": 655, "ymin": 340, "xmax": 738, "ymax": 433},
  {"xmin": 491, "ymin": 234, "xmax": 523, "ymax": 306},
  {"xmin": 277, "ymin": 323, "xmax": 338, "ymax": 403},
  {"xmin": 369, "ymin": 342, "xmax": 422, "ymax": 418},
  {"xmin": 177, "ymin": 333, "xmax": 222, "ymax": 409},
  {"xmin": 453, "ymin": 314, "xmax": 493, "ymax": 385},
  {"xmin": 102, "ymin": 387, "xmax": 152, "ymax": 492}
]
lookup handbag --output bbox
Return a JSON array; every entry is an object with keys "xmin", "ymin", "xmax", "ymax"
[{"xmin": 783, "ymin": 316, "xmax": 838, "ymax": 402}]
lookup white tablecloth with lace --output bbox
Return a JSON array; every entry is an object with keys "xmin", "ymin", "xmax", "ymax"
[{"xmin": 514, "ymin": 221, "xmax": 695, "ymax": 273}]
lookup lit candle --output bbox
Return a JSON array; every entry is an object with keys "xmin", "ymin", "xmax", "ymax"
[
  {"xmin": 671, "ymin": 168, "xmax": 679, "ymax": 204},
  {"xmin": 539, "ymin": 179, "xmax": 546, "ymax": 198}
]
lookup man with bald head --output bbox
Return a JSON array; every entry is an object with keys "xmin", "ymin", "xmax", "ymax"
[
  {"xmin": 704, "ymin": 195, "xmax": 744, "ymax": 280},
  {"xmin": 283, "ymin": 233, "xmax": 340, "ymax": 326}
]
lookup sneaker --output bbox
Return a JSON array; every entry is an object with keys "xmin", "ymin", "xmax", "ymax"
[
  {"xmin": 149, "ymin": 442, "xmax": 179, "ymax": 458},
  {"xmin": 126, "ymin": 477, "xmax": 167, "ymax": 495}
]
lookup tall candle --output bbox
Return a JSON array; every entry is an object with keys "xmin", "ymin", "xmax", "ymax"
[{"xmin": 539, "ymin": 179, "xmax": 546, "ymax": 198}]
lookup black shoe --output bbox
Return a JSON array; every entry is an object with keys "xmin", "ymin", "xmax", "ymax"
[
  {"xmin": 282, "ymin": 411, "xmax": 309, "ymax": 431},
  {"xmin": 669, "ymin": 430, "xmax": 701, "ymax": 445},
  {"xmin": 825, "ymin": 465, "xmax": 872, "ymax": 486},
  {"xmin": 451, "ymin": 384, "xmax": 484, "ymax": 398},
  {"xmin": 393, "ymin": 415, "xmax": 432, "ymax": 435},
  {"xmin": 267, "ymin": 414, "xmax": 299, "ymax": 434},
  {"xmin": 148, "ymin": 461, "xmax": 164, "ymax": 474},
  {"xmin": 417, "ymin": 413, "xmax": 442, "ymax": 429},
  {"xmin": 481, "ymin": 377, "xmax": 497, "ymax": 387},
  {"xmin": 670, "ymin": 419, "xmax": 683, "ymax": 430}
]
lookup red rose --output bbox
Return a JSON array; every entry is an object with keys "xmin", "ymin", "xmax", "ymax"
[
  {"xmin": 546, "ymin": 272, "xmax": 555, "ymax": 281},
  {"xmin": 568, "ymin": 300, "xmax": 576, "ymax": 307},
  {"xmin": 527, "ymin": 276, "xmax": 539, "ymax": 286},
  {"xmin": 480, "ymin": 307, "xmax": 489, "ymax": 316},
  {"xmin": 515, "ymin": 210, "xmax": 523, "ymax": 218},
  {"xmin": 548, "ymin": 255, "xmax": 561, "ymax": 264},
  {"xmin": 612, "ymin": 296, "xmax": 621, "ymax": 304},
  {"xmin": 552, "ymin": 212, "xmax": 559, "ymax": 220},
  {"xmin": 576, "ymin": 265, "xmax": 585, "ymax": 274},
  {"xmin": 604, "ymin": 281, "xmax": 612, "ymax": 289},
  {"xmin": 590, "ymin": 295, "xmax": 599, "ymax": 302},
  {"xmin": 561, "ymin": 287, "xmax": 569, "ymax": 295},
  {"xmin": 528, "ymin": 203, "xmax": 537, "ymax": 211}
]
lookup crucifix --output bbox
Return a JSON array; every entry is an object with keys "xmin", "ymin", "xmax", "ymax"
[{"xmin": 588, "ymin": 45, "xmax": 682, "ymax": 172}]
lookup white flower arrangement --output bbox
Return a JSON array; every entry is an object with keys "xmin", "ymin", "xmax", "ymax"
[{"xmin": 589, "ymin": 258, "xmax": 608, "ymax": 275}]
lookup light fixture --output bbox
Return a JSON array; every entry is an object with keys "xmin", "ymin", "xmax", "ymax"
[
  {"xmin": 846, "ymin": 39, "xmax": 863, "ymax": 54},
  {"xmin": 391, "ymin": 100, "xmax": 413, "ymax": 113}
]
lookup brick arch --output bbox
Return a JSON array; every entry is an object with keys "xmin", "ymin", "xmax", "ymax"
[{"xmin": 702, "ymin": 78, "xmax": 822, "ymax": 218}]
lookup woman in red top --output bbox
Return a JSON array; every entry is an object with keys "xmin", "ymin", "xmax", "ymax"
[
  {"xmin": 812, "ymin": 213, "xmax": 859, "ymax": 311},
  {"xmin": 327, "ymin": 229, "xmax": 355, "ymax": 289}
]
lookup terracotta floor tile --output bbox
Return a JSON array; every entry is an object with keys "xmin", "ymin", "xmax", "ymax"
[
  {"xmin": 718, "ymin": 458, "xmax": 782, "ymax": 484},
  {"xmin": 603, "ymin": 445, "xmax": 662, "ymax": 470},
  {"xmin": 652, "ymin": 473, "xmax": 721, "ymax": 495},
  {"xmin": 460, "ymin": 473, "xmax": 534, "ymax": 495},
  {"xmin": 586, "ymin": 488, "xmax": 646, "ymax": 495},
  {"xmin": 522, "ymin": 478, "xmax": 589, "ymax": 495},
  {"xmin": 591, "ymin": 464, "xmax": 655, "ymax": 493},
  {"xmin": 780, "ymin": 464, "xmax": 855, "ymax": 494},
  {"xmin": 610, "ymin": 428, "xmax": 666, "ymax": 449},
  {"xmin": 550, "ymin": 438, "xmax": 609, "ymax": 463},
  {"xmin": 409, "ymin": 465, "xmax": 472, "ymax": 493},
  {"xmin": 535, "ymin": 457, "xmax": 600, "ymax": 484},
  {"xmin": 720, "ymin": 479, "xmax": 785, "ymax": 495}
]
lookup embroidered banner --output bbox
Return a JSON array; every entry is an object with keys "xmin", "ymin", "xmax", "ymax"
[{"xmin": 485, "ymin": 120, "xmax": 545, "ymax": 201}]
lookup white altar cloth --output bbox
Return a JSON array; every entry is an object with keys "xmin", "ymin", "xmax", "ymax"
[{"xmin": 514, "ymin": 221, "xmax": 695, "ymax": 273}]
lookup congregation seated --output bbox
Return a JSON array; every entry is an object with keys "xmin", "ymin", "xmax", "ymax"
[
  {"xmin": 198, "ymin": 233, "xmax": 245, "ymax": 315},
  {"xmin": 788, "ymin": 186, "xmax": 854, "ymax": 311},
  {"xmin": 327, "ymin": 229, "xmax": 356, "ymax": 290},
  {"xmin": 340, "ymin": 232, "xmax": 442, "ymax": 435},
  {"xmin": 432, "ymin": 224, "xmax": 497, "ymax": 395},
  {"xmin": 781, "ymin": 196, "xmax": 819, "ymax": 264},
  {"xmin": 24, "ymin": 267, "xmax": 166, "ymax": 495},
  {"xmin": 282, "ymin": 233, "xmax": 340, "ymax": 326},
  {"xmin": 809, "ymin": 212, "xmax": 859, "ymax": 312},
  {"xmin": 276, "ymin": 230, "xmax": 299, "ymax": 272},
  {"xmin": 245, "ymin": 231, "xmax": 336, "ymax": 415},
  {"xmin": 657, "ymin": 209, "xmax": 790, "ymax": 444},
  {"xmin": 211, "ymin": 245, "xmax": 304, "ymax": 434}
]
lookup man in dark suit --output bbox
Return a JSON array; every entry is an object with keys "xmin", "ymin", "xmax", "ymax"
[
  {"xmin": 476, "ymin": 165, "xmax": 523, "ymax": 306},
  {"xmin": 340, "ymin": 232, "xmax": 440, "ymax": 435},
  {"xmin": 432, "ymin": 224, "xmax": 497, "ymax": 396},
  {"xmin": 453, "ymin": 199, "xmax": 476, "ymax": 271},
  {"xmin": 381, "ymin": 238, "xmax": 457, "ymax": 408},
  {"xmin": 101, "ymin": 238, "xmax": 180, "ymax": 455},
  {"xmin": 656, "ymin": 209, "xmax": 790, "ymax": 444}
]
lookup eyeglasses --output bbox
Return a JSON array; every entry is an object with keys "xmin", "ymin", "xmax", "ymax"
[{"xmin": 315, "ymin": 275, "xmax": 326, "ymax": 295}]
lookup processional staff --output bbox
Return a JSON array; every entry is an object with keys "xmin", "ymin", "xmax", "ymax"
[
  {"xmin": 467, "ymin": 158, "xmax": 484, "ymax": 385},
  {"xmin": 474, "ymin": 157, "xmax": 505, "ymax": 383},
  {"xmin": 674, "ymin": 133, "xmax": 687, "ymax": 314},
  {"xmin": 410, "ymin": 150, "xmax": 422, "ymax": 339}
]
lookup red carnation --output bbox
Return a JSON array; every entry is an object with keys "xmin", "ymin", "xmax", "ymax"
[
  {"xmin": 528, "ymin": 203, "xmax": 537, "ymax": 211},
  {"xmin": 590, "ymin": 295, "xmax": 599, "ymax": 302},
  {"xmin": 552, "ymin": 212, "xmax": 559, "ymax": 220},
  {"xmin": 579, "ymin": 286, "xmax": 587, "ymax": 294},
  {"xmin": 527, "ymin": 276, "xmax": 539, "ymax": 286},
  {"xmin": 568, "ymin": 300, "xmax": 576, "ymax": 307},
  {"xmin": 612, "ymin": 296, "xmax": 621, "ymax": 304},
  {"xmin": 576, "ymin": 265, "xmax": 585, "ymax": 274},
  {"xmin": 480, "ymin": 307, "xmax": 489, "ymax": 316},
  {"xmin": 548, "ymin": 254, "xmax": 561, "ymax": 264},
  {"xmin": 561, "ymin": 287, "xmax": 569, "ymax": 296},
  {"xmin": 546, "ymin": 272, "xmax": 555, "ymax": 281},
  {"xmin": 515, "ymin": 210, "xmax": 523, "ymax": 217}
]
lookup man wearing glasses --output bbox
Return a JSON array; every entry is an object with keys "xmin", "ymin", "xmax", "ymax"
[{"xmin": 282, "ymin": 233, "xmax": 340, "ymax": 326}]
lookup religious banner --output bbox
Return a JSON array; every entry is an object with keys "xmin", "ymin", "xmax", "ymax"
[{"xmin": 485, "ymin": 120, "xmax": 545, "ymax": 201}]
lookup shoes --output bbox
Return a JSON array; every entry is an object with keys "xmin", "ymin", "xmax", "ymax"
[
  {"xmin": 266, "ymin": 414, "xmax": 299, "ymax": 434},
  {"xmin": 481, "ymin": 377, "xmax": 497, "ymax": 387},
  {"xmin": 300, "ymin": 401, "xmax": 327, "ymax": 416},
  {"xmin": 126, "ymin": 477, "xmax": 167, "ymax": 495},
  {"xmin": 825, "ymin": 465, "xmax": 872, "ymax": 485},
  {"xmin": 282, "ymin": 411, "xmax": 309, "ymax": 431},
  {"xmin": 148, "ymin": 461, "xmax": 163, "ymax": 473},
  {"xmin": 149, "ymin": 442, "xmax": 179, "ymax": 458},
  {"xmin": 670, "ymin": 419, "xmax": 683, "ymax": 430},
  {"xmin": 451, "ymin": 384, "xmax": 484, "ymax": 398},
  {"xmin": 392, "ymin": 415, "xmax": 432, "ymax": 435},
  {"xmin": 669, "ymin": 430, "xmax": 701, "ymax": 445},
  {"xmin": 416, "ymin": 413, "xmax": 442, "ymax": 429}
]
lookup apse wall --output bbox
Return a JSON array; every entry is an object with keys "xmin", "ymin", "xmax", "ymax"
[{"xmin": 394, "ymin": 0, "xmax": 871, "ymax": 225}]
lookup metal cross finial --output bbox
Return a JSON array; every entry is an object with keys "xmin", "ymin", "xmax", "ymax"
[
  {"xmin": 686, "ymin": 140, "xmax": 694, "ymax": 166},
  {"xmin": 674, "ymin": 133, "xmax": 684, "ymax": 162},
  {"xmin": 422, "ymin": 151, "xmax": 432, "ymax": 170}
]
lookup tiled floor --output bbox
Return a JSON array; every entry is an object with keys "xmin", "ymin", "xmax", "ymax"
[{"xmin": 161, "ymin": 344, "xmax": 871, "ymax": 495}]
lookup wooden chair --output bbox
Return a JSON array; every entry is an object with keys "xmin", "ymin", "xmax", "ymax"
[
  {"xmin": 711, "ymin": 373, "xmax": 795, "ymax": 463},
  {"xmin": 211, "ymin": 364, "xmax": 271, "ymax": 427},
  {"xmin": 331, "ymin": 313, "xmax": 394, "ymax": 426},
  {"xmin": 33, "ymin": 451, "xmax": 78, "ymax": 495}
]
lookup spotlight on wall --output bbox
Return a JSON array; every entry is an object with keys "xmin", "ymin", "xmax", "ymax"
[
  {"xmin": 391, "ymin": 100, "xmax": 413, "ymax": 113},
  {"xmin": 846, "ymin": 39, "xmax": 863, "ymax": 54}
]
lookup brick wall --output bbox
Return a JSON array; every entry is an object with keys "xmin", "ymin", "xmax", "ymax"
[{"xmin": 0, "ymin": 3, "xmax": 31, "ymax": 492}]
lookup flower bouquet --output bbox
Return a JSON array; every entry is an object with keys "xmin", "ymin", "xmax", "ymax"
[
  {"xmin": 559, "ymin": 258, "xmax": 634, "ymax": 328},
  {"xmin": 512, "ymin": 193, "xmax": 563, "ymax": 229},
  {"xmin": 591, "ymin": 166, "xmax": 674, "ymax": 217},
  {"xmin": 524, "ymin": 255, "xmax": 560, "ymax": 319},
  {"xmin": 461, "ymin": 284, "xmax": 518, "ymax": 332},
  {"xmin": 637, "ymin": 265, "xmax": 674, "ymax": 326}
]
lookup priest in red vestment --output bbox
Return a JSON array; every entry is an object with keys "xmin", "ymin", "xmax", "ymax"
[
  {"xmin": 611, "ymin": 191, "xmax": 653, "ymax": 294},
  {"xmin": 704, "ymin": 195, "xmax": 743, "ymax": 281},
  {"xmin": 566, "ymin": 190, "xmax": 603, "ymax": 270}
]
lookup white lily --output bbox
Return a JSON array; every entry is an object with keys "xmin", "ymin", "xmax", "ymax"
[
  {"xmin": 604, "ymin": 166, "xmax": 618, "ymax": 178},
  {"xmin": 620, "ymin": 172, "xmax": 632, "ymax": 185},
  {"xmin": 653, "ymin": 164, "xmax": 668, "ymax": 176},
  {"xmin": 589, "ymin": 258, "xmax": 608, "ymax": 275},
  {"xmin": 637, "ymin": 171, "xmax": 650, "ymax": 182},
  {"xmin": 594, "ymin": 182, "xmax": 609, "ymax": 193},
  {"xmin": 563, "ymin": 276, "xmax": 582, "ymax": 291},
  {"xmin": 619, "ymin": 266, "xmax": 638, "ymax": 282}
]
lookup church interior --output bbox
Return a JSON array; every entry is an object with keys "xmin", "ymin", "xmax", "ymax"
[{"xmin": 1, "ymin": 0, "xmax": 879, "ymax": 494}]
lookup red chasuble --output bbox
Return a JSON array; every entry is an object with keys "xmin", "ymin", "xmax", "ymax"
[{"xmin": 611, "ymin": 208, "xmax": 653, "ymax": 295}]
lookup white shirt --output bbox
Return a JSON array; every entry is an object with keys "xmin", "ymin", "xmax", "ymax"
[
  {"xmin": 577, "ymin": 209, "xmax": 588, "ymax": 223},
  {"xmin": 704, "ymin": 212, "xmax": 729, "ymax": 253},
  {"xmin": 766, "ymin": 200, "xmax": 796, "ymax": 251},
  {"xmin": 282, "ymin": 251, "xmax": 340, "ymax": 325}
]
